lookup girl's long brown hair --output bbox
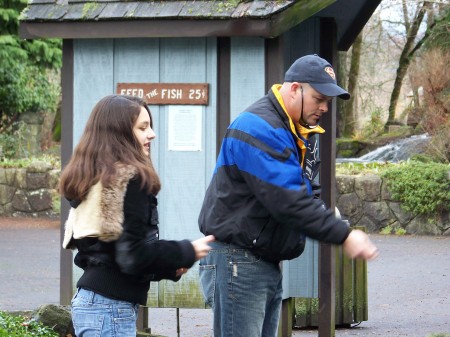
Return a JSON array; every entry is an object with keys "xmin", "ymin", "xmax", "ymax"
[{"xmin": 59, "ymin": 95, "xmax": 161, "ymax": 201}]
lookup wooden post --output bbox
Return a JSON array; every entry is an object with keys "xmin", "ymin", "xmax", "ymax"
[
  {"xmin": 60, "ymin": 39, "xmax": 74, "ymax": 306},
  {"xmin": 354, "ymin": 226, "xmax": 368, "ymax": 322},
  {"xmin": 340, "ymin": 247, "xmax": 355, "ymax": 325},
  {"xmin": 278, "ymin": 298, "xmax": 293, "ymax": 337},
  {"xmin": 136, "ymin": 306, "xmax": 150, "ymax": 334},
  {"xmin": 318, "ymin": 17, "xmax": 338, "ymax": 337},
  {"xmin": 318, "ymin": 244, "xmax": 336, "ymax": 337}
]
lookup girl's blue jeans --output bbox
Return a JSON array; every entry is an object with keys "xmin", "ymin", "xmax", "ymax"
[
  {"xmin": 199, "ymin": 241, "xmax": 283, "ymax": 337},
  {"xmin": 71, "ymin": 288, "xmax": 139, "ymax": 337}
]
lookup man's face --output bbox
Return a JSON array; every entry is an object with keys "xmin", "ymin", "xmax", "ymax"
[{"xmin": 290, "ymin": 83, "xmax": 333, "ymax": 126}]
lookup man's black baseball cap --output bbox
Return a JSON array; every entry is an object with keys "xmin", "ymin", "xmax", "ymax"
[{"xmin": 284, "ymin": 54, "xmax": 350, "ymax": 100}]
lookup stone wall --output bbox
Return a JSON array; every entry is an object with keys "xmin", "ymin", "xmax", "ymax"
[
  {"xmin": 336, "ymin": 174, "xmax": 450, "ymax": 236},
  {"xmin": 0, "ymin": 162, "xmax": 59, "ymax": 218},
  {"xmin": 0, "ymin": 164, "xmax": 449, "ymax": 235}
]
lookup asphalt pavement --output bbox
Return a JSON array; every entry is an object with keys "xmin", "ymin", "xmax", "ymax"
[{"xmin": 0, "ymin": 217, "xmax": 449, "ymax": 337}]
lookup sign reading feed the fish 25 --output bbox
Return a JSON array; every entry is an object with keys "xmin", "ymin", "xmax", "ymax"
[{"xmin": 117, "ymin": 83, "xmax": 208, "ymax": 105}]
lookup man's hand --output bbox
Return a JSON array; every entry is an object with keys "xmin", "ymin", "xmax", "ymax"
[{"xmin": 343, "ymin": 229, "xmax": 379, "ymax": 260}]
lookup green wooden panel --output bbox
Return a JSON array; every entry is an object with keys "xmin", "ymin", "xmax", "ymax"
[
  {"xmin": 341, "ymin": 246, "xmax": 355, "ymax": 324},
  {"xmin": 278, "ymin": 298, "xmax": 294, "ymax": 337},
  {"xmin": 293, "ymin": 228, "xmax": 368, "ymax": 328},
  {"xmin": 353, "ymin": 226, "xmax": 368, "ymax": 322}
]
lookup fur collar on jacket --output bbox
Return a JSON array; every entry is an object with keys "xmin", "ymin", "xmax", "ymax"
[{"xmin": 62, "ymin": 164, "xmax": 137, "ymax": 249}]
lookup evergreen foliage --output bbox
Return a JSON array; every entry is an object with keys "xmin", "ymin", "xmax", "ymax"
[
  {"xmin": 423, "ymin": 5, "xmax": 450, "ymax": 52},
  {"xmin": 0, "ymin": 0, "xmax": 61, "ymax": 132},
  {"xmin": 0, "ymin": 310, "xmax": 58, "ymax": 337},
  {"xmin": 382, "ymin": 160, "xmax": 450, "ymax": 216}
]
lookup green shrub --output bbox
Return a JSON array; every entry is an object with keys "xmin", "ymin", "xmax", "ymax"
[
  {"xmin": 0, "ymin": 121, "xmax": 29, "ymax": 159},
  {"xmin": 0, "ymin": 155, "xmax": 60, "ymax": 169},
  {"xmin": 0, "ymin": 62, "xmax": 59, "ymax": 131},
  {"xmin": 0, "ymin": 310, "xmax": 58, "ymax": 337},
  {"xmin": 336, "ymin": 161, "xmax": 394, "ymax": 175},
  {"xmin": 380, "ymin": 225, "xmax": 393, "ymax": 235},
  {"xmin": 382, "ymin": 161, "xmax": 450, "ymax": 216},
  {"xmin": 395, "ymin": 227, "xmax": 407, "ymax": 235},
  {"xmin": 379, "ymin": 225, "xmax": 407, "ymax": 235},
  {"xmin": 360, "ymin": 107, "xmax": 384, "ymax": 138}
]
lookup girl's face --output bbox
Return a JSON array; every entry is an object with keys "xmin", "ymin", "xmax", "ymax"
[{"xmin": 133, "ymin": 106, "xmax": 156, "ymax": 156}]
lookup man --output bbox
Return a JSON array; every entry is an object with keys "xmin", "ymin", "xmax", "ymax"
[{"xmin": 198, "ymin": 54, "xmax": 378, "ymax": 337}]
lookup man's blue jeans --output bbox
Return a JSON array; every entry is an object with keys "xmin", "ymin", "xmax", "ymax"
[
  {"xmin": 71, "ymin": 288, "xmax": 139, "ymax": 337},
  {"xmin": 199, "ymin": 241, "xmax": 283, "ymax": 337}
]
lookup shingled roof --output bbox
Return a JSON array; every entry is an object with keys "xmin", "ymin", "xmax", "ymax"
[
  {"xmin": 21, "ymin": 0, "xmax": 302, "ymax": 21},
  {"xmin": 19, "ymin": 0, "xmax": 381, "ymax": 50}
]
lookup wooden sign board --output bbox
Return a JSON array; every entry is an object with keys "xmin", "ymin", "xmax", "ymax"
[{"xmin": 117, "ymin": 83, "xmax": 208, "ymax": 105}]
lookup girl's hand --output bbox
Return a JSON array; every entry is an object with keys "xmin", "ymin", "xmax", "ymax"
[
  {"xmin": 191, "ymin": 235, "xmax": 215, "ymax": 260},
  {"xmin": 175, "ymin": 268, "xmax": 189, "ymax": 277}
]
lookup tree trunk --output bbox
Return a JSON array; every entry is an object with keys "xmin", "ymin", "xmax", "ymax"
[
  {"xmin": 385, "ymin": 1, "xmax": 430, "ymax": 131},
  {"xmin": 336, "ymin": 51, "xmax": 348, "ymax": 137},
  {"xmin": 343, "ymin": 32, "xmax": 363, "ymax": 137}
]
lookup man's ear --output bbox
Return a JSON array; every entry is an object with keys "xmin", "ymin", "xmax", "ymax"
[{"xmin": 291, "ymin": 82, "xmax": 301, "ymax": 96}]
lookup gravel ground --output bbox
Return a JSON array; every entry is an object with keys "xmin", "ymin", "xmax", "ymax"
[{"xmin": 0, "ymin": 217, "xmax": 449, "ymax": 337}]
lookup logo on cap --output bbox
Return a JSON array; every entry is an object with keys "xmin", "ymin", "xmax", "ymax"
[{"xmin": 324, "ymin": 66, "xmax": 336, "ymax": 80}]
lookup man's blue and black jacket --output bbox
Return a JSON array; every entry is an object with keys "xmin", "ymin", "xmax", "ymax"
[{"xmin": 199, "ymin": 86, "xmax": 351, "ymax": 262}]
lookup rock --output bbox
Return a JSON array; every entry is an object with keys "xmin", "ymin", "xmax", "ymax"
[
  {"xmin": 32, "ymin": 304, "xmax": 74, "ymax": 337},
  {"xmin": 336, "ymin": 175, "xmax": 355, "ymax": 194},
  {"xmin": 27, "ymin": 161, "xmax": 53, "ymax": 173},
  {"xmin": 354, "ymin": 174, "xmax": 381, "ymax": 202}
]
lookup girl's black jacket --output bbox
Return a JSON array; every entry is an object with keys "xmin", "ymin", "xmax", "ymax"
[
  {"xmin": 63, "ymin": 165, "xmax": 196, "ymax": 305},
  {"xmin": 199, "ymin": 86, "xmax": 351, "ymax": 263}
]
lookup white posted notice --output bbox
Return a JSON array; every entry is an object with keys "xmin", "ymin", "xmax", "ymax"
[{"xmin": 168, "ymin": 105, "xmax": 202, "ymax": 151}]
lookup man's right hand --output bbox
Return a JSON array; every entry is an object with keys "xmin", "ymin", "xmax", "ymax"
[{"xmin": 343, "ymin": 229, "xmax": 379, "ymax": 260}]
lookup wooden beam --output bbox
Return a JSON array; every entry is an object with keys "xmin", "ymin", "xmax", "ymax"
[
  {"xmin": 60, "ymin": 39, "xmax": 74, "ymax": 306},
  {"xmin": 216, "ymin": 37, "xmax": 231, "ymax": 156},
  {"xmin": 318, "ymin": 17, "xmax": 338, "ymax": 337}
]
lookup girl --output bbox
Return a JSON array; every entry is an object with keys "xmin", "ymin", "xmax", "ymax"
[{"xmin": 60, "ymin": 95, "xmax": 213, "ymax": 336}]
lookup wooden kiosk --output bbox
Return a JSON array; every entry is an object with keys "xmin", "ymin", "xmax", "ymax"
[{"xmin": 20, "ymin": 1, "xmax": 381, "ymax": 336}]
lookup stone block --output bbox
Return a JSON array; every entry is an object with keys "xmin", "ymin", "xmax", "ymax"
[
  {"xmin": 355, "ymin": 174, "xmax": 382, "ymax": 201},
  {"xmin": 356, "ymin": 215, "xmax": 379, "ymax": 233},
  {"xmin": 48, "ymin": 169, "xmax": 61, "ymax": 189},
  {"xmin": 389, "ymin": 202, "xmax": 414, "ymax": 225},
  {"xmin": 336, "ymin": 192, "xmax": 363, "ymax": 224},
  {"xmin": 27, "ymin": 172, "xmax": 47, "ymax": 189},
  {"xmin": 0, "ymin": 202, "xmax": 13, "ymax": 215},
  {"xmin": 388, "ymin": 125, "xmax": 402, "ymax": 133},
  {"xmin": 336, "ymin": 175, "xmax": 355, "ymax": 194},
  {"xmin": 0, "ymin": 168, "xmax": 16, "ymax": 185},
  {"xmin": 406, "ymin": 215, "xmax": 442, "ymax": 235},
  {"xmin": 15, "ymin": 169, "xmax": 27, "ymax": 189},
  {"xmin": 12, "ymin": 190, "xmax": 32, "ymax": 212},
  {"xmin": 380, "ymin": 179, "xmax": 392, "ymax": 200},
  {"xmin": 0, "ymin": 184, "xmax": 16, "ymax": 205},
  {"xmin": 0, "ymin": 168, "xmax": 6, "ymax": 184},
  {"xmin": 363, "ymin": 201, "xmax": 394, "ymax": 228},
  {"xmin": 28, "ymin": 189, "xmax": 53, "ymax": 212}
]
